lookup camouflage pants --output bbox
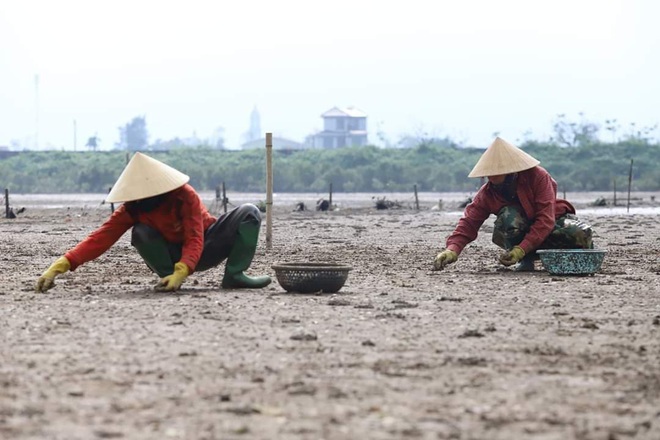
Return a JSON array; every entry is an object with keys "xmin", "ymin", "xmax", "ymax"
[{"xmin": 492, "ymin": 205, "xmax": 594, "ymax": 252}]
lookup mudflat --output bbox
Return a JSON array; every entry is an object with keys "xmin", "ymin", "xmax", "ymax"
[{"xmin": 1, "ymin": 196, "xmax": 659, "ymax": 440}]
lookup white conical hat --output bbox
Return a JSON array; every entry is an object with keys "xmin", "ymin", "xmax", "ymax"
[
  {"xmin": 105, "ymin": 152, "xmax": 190, "ymax": 203},
  {"xmin": 468, "ymin": 137, "xmax": 540, "ymax": 178}
]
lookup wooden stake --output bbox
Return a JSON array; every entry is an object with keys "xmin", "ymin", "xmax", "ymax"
[
  {"xmin": 222, "ymin": 181, "xmax": 227, "ymax": 214},
  {"xmin": 266, "ymin": 133, "xmax": 273, "ymax": 249},
  {"xmin": 108, "ymin": 187, "xmax": 114, "ymax": 213},
  {"xmin": 214, "ymin": 184, "xmax": 224, "ymax": 215},
  {"xmin": 4, "ymin": 188, "xmax": 9, "ymax": 219},
  {"xmin": 414, "ymin": 184, "xmax": 419, "ymax": 210},
  {"xmin": 627, "ymin": 158, "xmax": 633, "ymax": 213},
  {"xmin": 613, "ymin": 178, "xmax": 617, "ymax": 206},
  {"xmin": 329, "ymin": 183, "xmax": 333, "ymax": 209}
]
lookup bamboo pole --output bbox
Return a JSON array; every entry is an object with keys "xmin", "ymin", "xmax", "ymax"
[
  {"xmin": 266, "ymin": 133, "xmax": 273, "ymax": 250},
  {"xmin": 627, "ymin": 158, "xmax": 633, "ymax": 213}
]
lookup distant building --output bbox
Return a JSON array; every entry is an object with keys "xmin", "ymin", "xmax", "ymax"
[
  {"xmin": 313, "ymin": 106, "xmax": 368, "ymax": 148},
  {"xmin": 245, "ymin": 106, "xmax": 262, "ymax": 143},
  {"xmin": 241, "ymin": 136, "xmax": 305, "ymax": 150}
]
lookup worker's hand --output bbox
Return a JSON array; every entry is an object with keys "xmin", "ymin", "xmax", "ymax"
[
  {"xmin": 35, "ymin": 256, "xmax": 71, "ymax": 293},
  {"xmin": 499, "ymin": 245, "xmax": 525, "ymax": 266},
  {"xmin": 155, "ymin": 262, "xmax": 190, "ymax": 292},
  {"xmin": 433, "ymin": 249, "xmax": 458, "ymax": 270}
]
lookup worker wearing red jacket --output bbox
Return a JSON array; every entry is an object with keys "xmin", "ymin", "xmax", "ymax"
[
  {"xmin": 434, "ymin": 137, "xmax": 593, "ymax": 272},
  {"xmin": 36, "ymin": 152, "xmax": 271, "ymax": 292}
]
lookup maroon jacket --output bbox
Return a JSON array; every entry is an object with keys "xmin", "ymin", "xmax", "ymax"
[{"xmin": 446, "ymin": 166, "xmax": 575, "ymax": 254}]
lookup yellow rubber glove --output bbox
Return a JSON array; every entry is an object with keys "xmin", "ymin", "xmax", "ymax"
[
  {"xmin": 433, "ymin": 249, "xmax": 458, "ymax": 270},
  {"xmin": 155, "ymin": 262, "xmax": 190, "ymax": 292},
  {"xmin": 499, "ymin": 245, "xmax": 526, "ymax": 266},
  {"xmin": 35, "ymin": 256, "xmax": 71, "ymax": 293}
]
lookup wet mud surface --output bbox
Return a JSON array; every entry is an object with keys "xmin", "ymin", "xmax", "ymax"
[{"xmin": 1, "ymin": 200, "xmax": 660, "ymax": 439}]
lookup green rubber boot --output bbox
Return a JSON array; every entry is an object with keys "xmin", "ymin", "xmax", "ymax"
[
  {"xmin": 221, "ymin": 220, "xmax": 271, "ymax": 289},
  {"xmin": 133, "ymin": 237, "xmax": 175, "ymax": 277},
  {"xmin": 514, "ymin": 253, "xmax": 536, "ymax": 272}
]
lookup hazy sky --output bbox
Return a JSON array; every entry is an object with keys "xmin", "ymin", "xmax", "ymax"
[{"xmin": 1, "ymin": 0, "xmax": 658, "ymax": 150}]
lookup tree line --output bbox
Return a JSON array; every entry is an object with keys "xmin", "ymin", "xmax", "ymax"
[{"xmin": 1, "ymin": 140, "xmax": 658, "ymax": 194}]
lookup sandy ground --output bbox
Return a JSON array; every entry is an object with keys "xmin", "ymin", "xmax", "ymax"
[{"xmin": 1, "ymin": 194, "xmax": 660, "ymax": 440}]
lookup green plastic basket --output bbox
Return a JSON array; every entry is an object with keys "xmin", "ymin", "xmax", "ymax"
[{"xmin": 536, "ymin": 249, "xmax": 606, "ymax": 275}]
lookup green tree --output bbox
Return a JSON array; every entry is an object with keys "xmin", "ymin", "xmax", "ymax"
[
  {"xmin": 116, "ymin": 116, "xmax": 148, "ymax": 150},
  {"xmin": 85, "ymin": 135, "xmax": 100, "ymax": 151},
  {"xmin": 2, "ymin": 135, "xmax": 660, "ymax": 193},
  {"xmin": 551, "ymin": 113, "xmax": 599, "ymax": 147},
  {"xmin": 621, "ymin": 122, "xmax": 658, "ymax": 144}
]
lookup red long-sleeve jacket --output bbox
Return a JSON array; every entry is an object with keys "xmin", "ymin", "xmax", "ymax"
[
  {"xmin": 446, "ymin": 166, "xmax": 575, "ymax": 255},
  {"xmin": 65, "ymin": 184, "xmax": 216, "ymax": 273}
]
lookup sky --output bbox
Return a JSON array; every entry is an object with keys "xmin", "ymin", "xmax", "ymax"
[{"xmin": 1, "ymin": 0, "xmax": 659, "ymax": 150}]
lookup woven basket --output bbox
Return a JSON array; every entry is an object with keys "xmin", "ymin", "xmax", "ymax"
[{"xmin": 272, "ymin": 262, "xmax": 352, "ymax": 293}]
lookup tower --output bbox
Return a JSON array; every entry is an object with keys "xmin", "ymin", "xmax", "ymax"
[{"xmin": 248, "ymin": 106, "xmax": 261, "ymax": 142}]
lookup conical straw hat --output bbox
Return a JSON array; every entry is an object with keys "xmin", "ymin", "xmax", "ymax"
[
  {"xmin": 468, "ymin": 137, "xmax": 540, "ymax": 178},
  {"xmin": 105, "ymin": 152, "xmax": 190, "ymax": 203}
]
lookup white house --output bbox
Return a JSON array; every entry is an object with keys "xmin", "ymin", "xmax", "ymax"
[{"xmin": 313, "ymin": 106, "xmax": 368, "ymax": 148}]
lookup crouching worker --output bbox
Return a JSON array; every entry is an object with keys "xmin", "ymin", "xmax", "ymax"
[
  {"xmin": 35, "ymin": 152, "xmax": 271, "ymax": 293},
  {"xmin": 433, "ymin": 137, "xmax": 593, "ymax": 272}
]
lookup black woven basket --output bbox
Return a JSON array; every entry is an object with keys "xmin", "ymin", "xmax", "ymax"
[{"xmin": 272, "ymin": 262, "xmax": 352, "ymax": 293}]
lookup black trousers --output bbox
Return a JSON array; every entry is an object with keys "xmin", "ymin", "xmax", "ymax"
[{"xmin": 130, "ymin": 204, "xmax": 261, "ymax": 273}]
